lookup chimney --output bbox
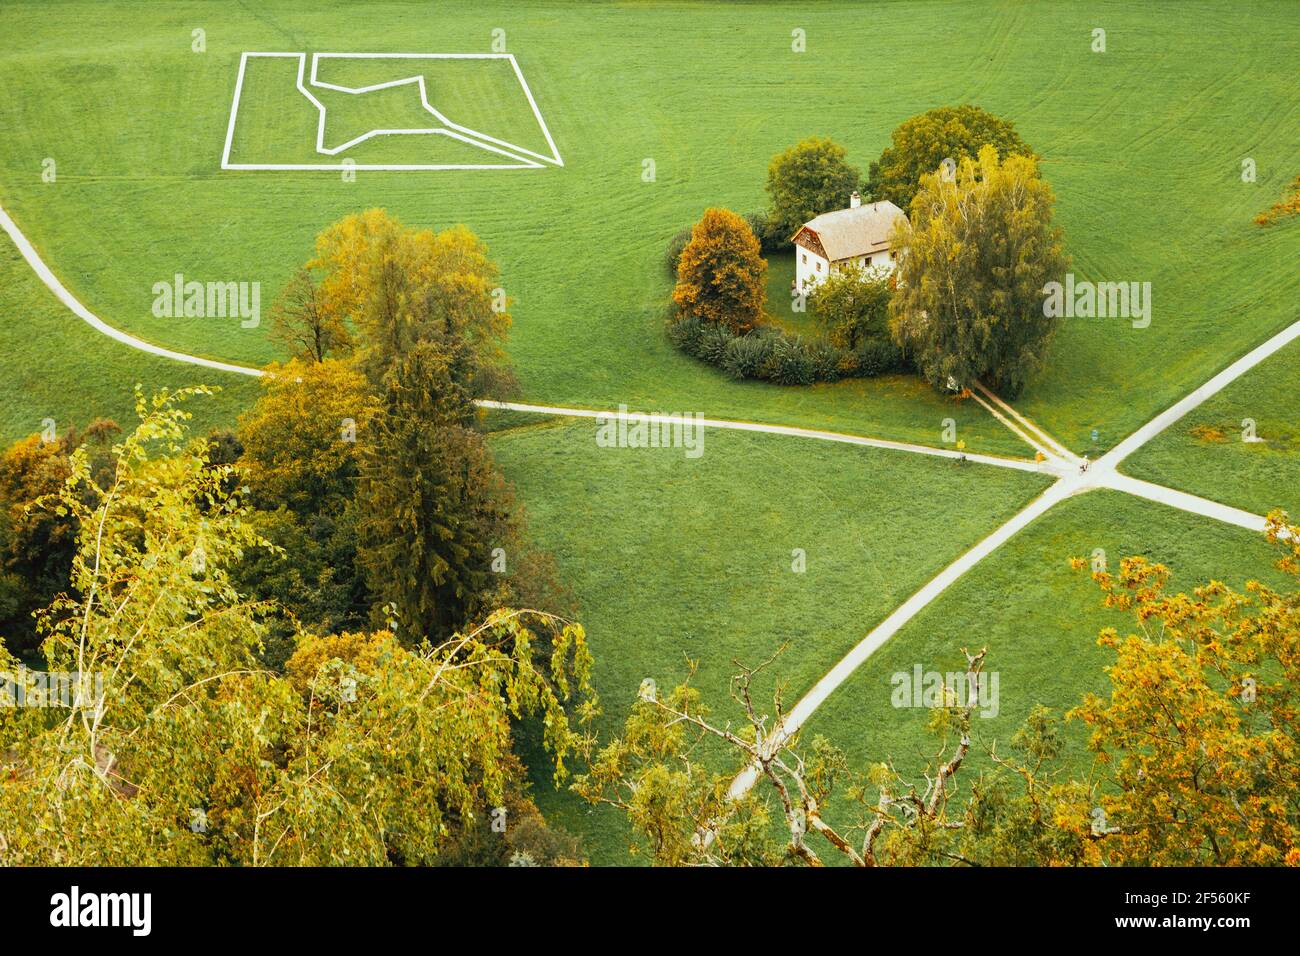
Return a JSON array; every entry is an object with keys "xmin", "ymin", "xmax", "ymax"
[{"xmin": 850, "ymin": 191, "xmax": 861, "ymax": 209}]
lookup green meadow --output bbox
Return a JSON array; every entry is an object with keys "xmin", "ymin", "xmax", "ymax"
[
  {"xmin": 0, "ymin": 0, "xmax": 1295, "ymax": 862},
  {"xmin": 489, "ymin": 418, "xmax": 1051, "ymax": 862},
  {"xmin": 2, "ymin": 0, "xmax": 1295, "ymax": 452},
  {"xmin": 1125, "ymin": 337, "xmax": 1300, "ymax": 518},
  {"xmin": 0, "ymin": 232, "xmax": 257, "ymax": 444},
  {"xmin": 800, "ymin": 490, "xmax": 1295, "ymax": 847}
]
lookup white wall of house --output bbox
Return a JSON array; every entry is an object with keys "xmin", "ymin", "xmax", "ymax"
[
  {"xmin": 795, "ymin": 247, "xmax": 829, "ymax": 292},
  {"xmin": 850, "ymin": 250, "xmax": 898, "ymax": 275},
  {"xmin": 797, "ymin": 247, "xmax": 896, "ymax": 292}
]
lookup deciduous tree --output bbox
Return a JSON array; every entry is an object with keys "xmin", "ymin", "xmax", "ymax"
[
  {"xmin": 236, "ymin": 357, "xmax": 378, "ymax": 516},
  {"xmin": 809, "ymin": 264, "xmax": 893, "ymax": 350},
  {"xmin": 867, "ymin": 105, "xmax": 1034, "ymax": 209},
  {"xmin": 0, "ymin": 420, "xmax": 118, "ymax": 656},
  {"xmin": 268, "ymin": 266, "xmax": 353, "ymax": 363},
  {"xmin": 672, "ymin": 208, "xmax": 767, "ymax": 334},
  {"xmin": 0, "ymin": 389, "xmax": 596, "ymax": 866},
  {"xmin": 309, "ymin": 209, "xmax": 512, "ymax": 384},
  {"xmin": 765, "ymin": 137, "xmax": 863, "ymax": 241},
  {"xmin": 889, "ymin": 145, "xmax": 1069, "ymax": 398}
]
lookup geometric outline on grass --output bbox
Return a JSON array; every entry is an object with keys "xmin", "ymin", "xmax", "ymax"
[{"xmin": 221, "ymin": 52, "xmax": 564, "ymax": 171}]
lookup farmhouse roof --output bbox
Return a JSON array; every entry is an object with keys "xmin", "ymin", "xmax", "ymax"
[{"xmin": 792, "ymin": 200, "xmax": 908, "ymax": 261}]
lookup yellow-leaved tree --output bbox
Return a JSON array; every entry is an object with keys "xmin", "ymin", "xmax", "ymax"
[{"xmin": 0, "ymin": 389, "xmax": 596, "ymax": 866}]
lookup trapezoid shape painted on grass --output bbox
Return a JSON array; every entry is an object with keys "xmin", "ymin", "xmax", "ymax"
[{"xmin": 221, "ymin": 52, "xmax": 563, "ymax": 171}]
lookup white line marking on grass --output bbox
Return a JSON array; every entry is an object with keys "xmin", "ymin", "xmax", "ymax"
[
  {"xmin": 312, "ymin": 53, "xmax": 564, "ymax": 167},
  {"xmin": 221, "ymin": 52, "xmax": 561, "ymax": 171}
]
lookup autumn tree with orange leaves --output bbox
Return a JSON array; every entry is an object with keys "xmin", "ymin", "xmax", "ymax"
[{"xmin": 671, "ymin": 208, "xmax": 767, "ymax": 334}]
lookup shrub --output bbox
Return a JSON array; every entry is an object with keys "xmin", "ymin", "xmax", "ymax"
[
  {"xmin": 721, "ymin": 332, "xmax": 777, "ymax": 380},
  {"xmin": 667, "ymin": 315, "xmax": 705, "ymax": 354},
  {"xmin": 760, "ymin": 335, "xmax": 816, "ymax": 386},
  {"xmin": 854, "ymin": 337, "xmax": 904, "ymax": 377},
  {"xmin": 806, "ymin": 339, "xmax": 847, "ymax": 383},
  {"xmin": 664, "ymin": 225, "xmax": 694, "ymax": 276},
  {"xmin": 1254, "ymin": 173, "xmax": 1300, "ymax": 227},
  {"xmin": 670, "ymin": 309, "xmax": 889, "ymax": 386},
  {"xmin": 696, "ymin": 323, "xmax": 737, "ymax": 364}
]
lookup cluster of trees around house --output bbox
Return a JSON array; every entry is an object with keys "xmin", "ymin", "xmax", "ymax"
[
  {"xmin": 0, "ymin": 210, "xmax": 594, "ymax": 865},
  {"xmin": 665, "ymin": 105, "xmax": 1068, "ymax": 398}
]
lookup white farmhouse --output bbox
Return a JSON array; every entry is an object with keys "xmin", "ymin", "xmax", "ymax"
[{"xmin": 791, "ymin": 193, "xmax": 908, "ymax": 293}]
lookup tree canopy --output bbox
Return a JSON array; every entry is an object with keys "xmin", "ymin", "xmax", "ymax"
[
  {"xmin": 867, "ymin": 104, "xmax": 1034, "ymax": 210},
  {"xmin": 355, "ymin": 340, "xmax": 516, "ymax": 642},
  {"xmin": 308, "ymin": 208, "xmax": 514, "ymax": 388},
  {"xmin": 268, "ymin": 266, "xmax": 354, "ymax": 364},
  {"xmin": 237, "ymin": 356, "xmax": 378, "ymax": 517},
  {"xmin": 889, "ymin": 145, "xmax": 1069, "ymax": 398},
  {"xmin": 0, "ymin": 420, "xmax": 118, "ymax": 657},
  {"xmin": 765, "ymin": 136, "xmax": 864, "ymax": 241},
  {"xmin": 809, "ymin": 265, "xmax": 894, "ymax": 351},
  {"xmin": 0, "ymin": 390, "xmax": 595, "ymax": 865},
  {"xmin": 672, "ymin": 208, "xmax": 767, "ymax": 334}
]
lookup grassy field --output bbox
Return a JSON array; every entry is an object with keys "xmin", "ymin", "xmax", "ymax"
[
  {"xmin": 0, "ymin": 0, "xmax": 1294, "ymax": 866},
  {"xmin": 764, "ymin": 250, "xmax": 823, "ymax": 337},
  {"xmin": 1124, "ymin": 337, "xmax": 1300, "ymax": 518},
  {"xmin": 0, "ymin": 231, "xmax": 257, "ymax": 445},
  {"xmin": 489, "ymin": 418, "xmax": 1051, "ymax": 862},
  {"xmin": 1, "ymin": 0, "xmax": 1294, "ymax": 456},
  {"xmin": 798, "ymin": 489, "xmax": 1296, "ymax": 850}
]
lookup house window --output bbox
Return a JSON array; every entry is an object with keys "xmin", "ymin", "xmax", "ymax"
[
  {"xmin": 815, "ymin": 261, "xmax": 821, "ymax": 272},
  {"xmin": 865, "ymin": 256, "xmax": 873, "ymax": 266},
  {"xmin": 801, "ymin": 253, "xmax": 807, "ymax": 264}
]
